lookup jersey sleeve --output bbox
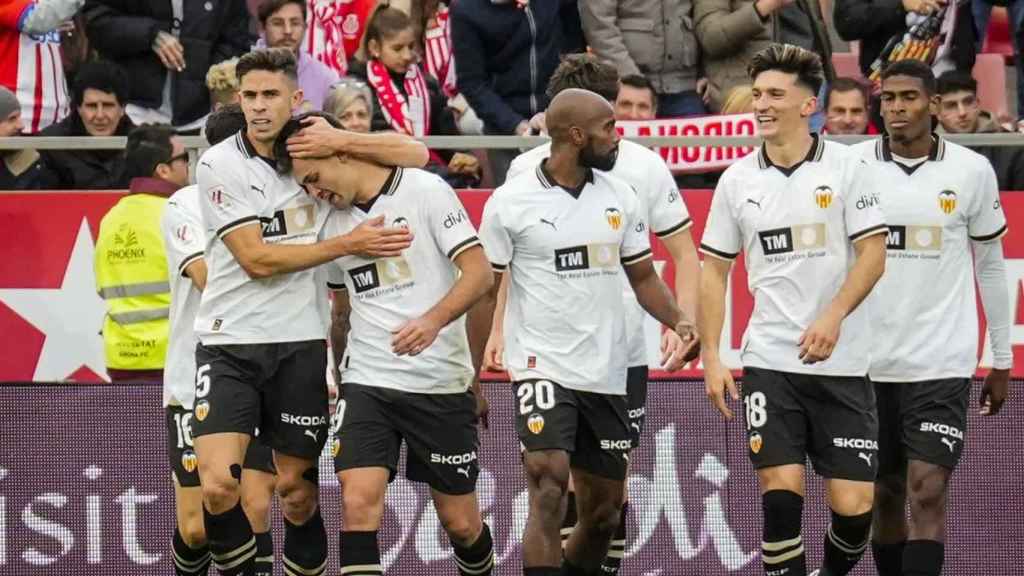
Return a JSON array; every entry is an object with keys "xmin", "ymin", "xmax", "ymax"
[
  {"xmin": 699, "ymin": 178, "xmax": 742, "ymax": 260},
  {"xmin": 479, "ymin": 193, "xmax": 513, "ymax": 273},
  {"xmin": 647, "ymin": 161, "xmax": 692, "ymax": 239},
  {"xmin": 620, "ymin": 186, "xmax": 653, "ymax": 265},
  {"xmin": 196, "ymin": 150, "xmax": 259, "ymax": 239},
  {"xmin": 424, "ymin": 178, "xmax": 482, "ymax": 260},
  {"xmin": 844, "ymin": 158, "xmax": 888, "ymax": 243},
  {"xmin": 326, "ymin": 262, "xmax": 347, "ymax": 291},
  {"xmin": 161, "ymin": 199, "xmax": 205, "ymax": 278},
  {"xmin": 0, "ymin": 0, "xmax": 32, "ymax": 30},
  {"xmin": 968, "ymin": 162, "xmax": 1008, "ymax": 242}
]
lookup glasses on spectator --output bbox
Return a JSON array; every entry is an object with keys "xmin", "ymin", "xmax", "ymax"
[{"xmin": 166, "ymin": 152, "xmax": 189, "ymax": 165}]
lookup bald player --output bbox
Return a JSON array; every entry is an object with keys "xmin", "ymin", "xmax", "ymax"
[{"xmin": 479, "ymin": 89, "xmax": 698, "ymax": 576}]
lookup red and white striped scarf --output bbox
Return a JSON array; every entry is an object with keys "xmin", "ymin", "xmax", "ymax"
[
  {"xmin": 423, "ymin": 3, "xmax": 457, "ymax": 98},
  {"xmin": 366, "ymin": 59, "xmax": 431, "ymax": 136}
]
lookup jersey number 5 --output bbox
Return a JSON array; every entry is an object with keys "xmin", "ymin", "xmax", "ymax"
[
  {"xmin": 518, "ymin": 380, "xmax": 555, "ymax": 415},
  {"xmin": 196, "ymin": 364, "xmax": 212, "ymax": 399}
]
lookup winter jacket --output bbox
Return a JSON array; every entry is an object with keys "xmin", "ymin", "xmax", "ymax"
[{"xmin": 36, "ymin": 113, "xmax": 135, "ymax": 190}]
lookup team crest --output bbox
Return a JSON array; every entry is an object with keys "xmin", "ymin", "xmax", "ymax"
[
  {"xmin": 527, "ymin": 413, "xmax": 545, "ymax": 435},
  {"xmin": 194, "ymin": 400, "xmax": 210, "ymax": 422},
  {"xmin": 749, "ymin": 431, "xmax": 763, "ymax": 454},
  {"xmin": 393, "ymin": 216, "xmax": 410, "ymax": 229},
  {"xmin": 814, "ymin": 185, "xmax": 833, "ymax": 209},
  {"xmin": 181, "ymin": 450, "xmax": 198, "ymax": 473},
  {"xmin": 938, "ymin": 190, "xmax": 957, "ymax": 214},
  {"xmin": 331, "ymin": 438, "xmax": 341, "ymax": 458},
  {"xmin": 605, "ymin": 208, "xmax": 622, "ymax": 231}
]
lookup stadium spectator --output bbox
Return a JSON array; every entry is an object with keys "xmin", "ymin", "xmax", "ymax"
[
  {"xmin": 451, "ymin": 0, "xmax": 584, "ymax": 183},
  {"xmin": 694, "ymin": 0, "xmax": 835, "ymax": 113},
  {"xmin": 206, "ymin": 57, "xmax": 242, "ymax": 111},
  {"xmin": 83, "ymin": 0, "xmax": 253, "ymax": 131},
  {"xmin": 936, "ymin": 70, "xmax": 1024, "ymax": 189},
  {"xmin": 0, "ymin": 0, "xmax": 81, "ymax": 133},
  {"xmin": 94, "ymin": 124, "xmax": 188, "ymax": 385},
  {"xmin": 257, "ymin": 0, "xmax": 340, "ymax": 111},
  {"xmin": 972, "ymin": 0, "xmax": 1023, "ymax": 130},
  {"xmin": 323, "ymin": 79, "xmax": 374, "ymax": 133},
  {"xmin": 36, "ymin": 60, "xmax": 135, "ymax": 190},
  {"xmin": 0, "ymin": 87, "xmax": 45, "ymax": 190},
  {"xmin": 615, "ymin": 74, "xmax": 658, "ymax": 120},
  {"xmin": 580, "ymin": 0, "xmax": 709, "ymax": 118},
  {"xmin": 824, "ymin": 77, "xmax": 878, "ymax": 134},
  {"xmin": 720, "ymin": 84, "xmax": 754, "ymax": 113}
]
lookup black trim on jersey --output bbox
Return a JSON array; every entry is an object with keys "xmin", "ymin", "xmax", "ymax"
[
  {"xmin": 849, "ymin": 223, "xmax": 889, "ymax": 243},
  {"xmin": 239, "ymin": 130, "xmax": 277, "ymax": 170},
  {"xmin": 217, "ymin": 215, "xmax": 261, "ymax": 238},
  {"xmin": 879, "ymin": 135, "xmax": 945, "ymax": 175},
  {"xmin": 655, "ymin": 218, "xmax": 693, "ymax": 238},
  {"xmin": 699, "ymin": 243, "xmax": 738, "ymax": 260},
  {"xmin": 537, "ymin": 160, "xmax": 594, "ymax": 199},
  {"xmin": 970, "ymin": 224, "xmax": 1008, "ymax": 243},
  {"xmin": 757, "ymin": 133, "xmax": 824, "ymax": 176},
  {"xmin": 622, "ymin": 248, "xmax": 653, "ymax": 265},
  {"xmin": 447, "ymin": 236, "xmax": 481, "ymax": 260},
  {"xmin": 354, "ymin": 167, "xmax": 404, "ymax": 213},
  {"xmin": 490, "ymin": 262, "xmax": 508, "ymax": 272},
  {"xmin": 178, "ymin": 252, "xmax": 204, "ymax": 277},
  {"xmin": 327, "ymin": 281, "xmax": 347, "ymax": 290}
]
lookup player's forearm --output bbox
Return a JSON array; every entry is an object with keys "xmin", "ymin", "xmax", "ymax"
[
  {"xmin": 673, "ymin": 250, "xmax": 700, "ymax": 321},
  {"xmin": 242, "ymin": 237, "xmax": 347, "ymax": 278},
  {"xmin": 825, "ymin": 235, "xmax": 886, "ymax": 320},
  {"xmin": 466, "ymin": 298, "xmax": 492, "ymax": 376},
  {"xmin": 974, "ymin": 240, "xmax": 1013, "ymax": 369},
  {"xmin": 633, "ymin": 272, "xmax": 683, "ymax": 330},
  {"xmin": 330, "ymin": 307, "xmax": 351, "ymax": 376},
  {"xmin": 424, "ymin": 264, "xmax": 494, "ymax": 330},
  {"xmin": 698, "ymin": 262, "xmax": 730, "ymax": 365},
  {"xmin": 491, "ymin": 271, "xmax": 509, "ymax": 337},
  {"xmin": 330, "ymin": 130, "xmax": 429, "ymax": 168}
]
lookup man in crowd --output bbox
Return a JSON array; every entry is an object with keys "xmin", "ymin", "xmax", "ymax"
[
  {"xmin": 614, "ymin": 74, "xmax": 658, "ymax": 121},
  {"xmin": 824, "ymin": 77, "xmax": 876, "ymax": 135},
  {"xmin": 0, "ymin": 87, "xmax": 44, "ymax": 189},
  {"xmin": 257, "ymin": 0, "xmax": 340, "ymax": 111}
]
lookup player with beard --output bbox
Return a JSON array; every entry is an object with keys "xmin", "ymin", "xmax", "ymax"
[
  {"xmin": 851, "ymin": 59, "xmax": 1011, "ymax": 576},
  {"xmin": 478, "ymin": 88, "xmax": 698, "ymax": 576}
]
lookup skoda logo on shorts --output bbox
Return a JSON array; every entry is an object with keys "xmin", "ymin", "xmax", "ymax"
[
  {"xmin": 749, "ymin": 431, "xmax": 763, "ymax": 454},
  {"xmin": 195, "ymin": 400, "xmax": 210, "ymax": 422},
  {"xmin": 181, "ymin": 449, "xmax": 198, "ymax": 473},
  {"xmin": 527, "ymin": 413, "xmax": 545, "ymax": 435}
]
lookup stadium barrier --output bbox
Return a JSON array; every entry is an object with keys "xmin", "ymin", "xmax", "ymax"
[{"xmin": 0, "ymin": 378, "xmax": 1020, "ymax": 575}]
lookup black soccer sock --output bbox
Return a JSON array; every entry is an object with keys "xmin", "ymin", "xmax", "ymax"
[
  {"xmin": 821, "ymin": 510, "xmax": 871, "ymax": 575},
  {"xmin": 524, "ymin": 568, "xmax": 561, "ymax": 576},
  {"xmin": 452, "ymin": 522, "xmax": 495, "ymax": 576},
  {"xmin": 560, "ymin": 492, "xmax": 578, "ymax": 549},
  {"xmin": 599, "ymin": 501, "xmax": 629, "ymax": 574},
  {"xmin": 173, "ymin": 527, "xmax": 211, "ymax": 576},
  {"xmin": 252, "ymin": 532, "xmax": 272, "ymax": 576},
  {"xmin": 339, "ymin": 530, "xmax": 382, "ymax": 576},
  {"xmin": 871, "ymin": 540, "xmax": 906, "ymax": 576},
  {"xmin": 903, "ymin": 539, "xmax": 944, "ymax": 576},
  {"xmin": 283, "ymin": 507, "xmax": 327, "ymax": 576},
  {"xmin": 560, "ymin": 556, "xmax": 588, "ymax": 576},
  {"xmin": 761, "ymin": 490, "xmax": 806, "ymax": 576},
  {"xmin": 204, "ymin": 502, "xmax": 256, "ymax": 576}
]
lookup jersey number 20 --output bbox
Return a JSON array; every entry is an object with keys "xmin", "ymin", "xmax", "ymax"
[{"xmin": 518, "ymin": 380, "xmax": 555, "ymax": 415}]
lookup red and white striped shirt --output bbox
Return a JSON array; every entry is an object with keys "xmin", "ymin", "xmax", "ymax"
[{"xmin": 0, "ymin": 0, "xmax": 69, "ymax": 133}]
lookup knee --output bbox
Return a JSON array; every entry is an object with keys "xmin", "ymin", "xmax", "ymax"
[
  {"xmin": 907, "ymin": 474, "xmax": 947, "ymax": 517},
  {"xmin": 341, "ymin": 485, "xmax": 385, "ymax": 527},
  {"xmin": 241, "ymin": 489, "xmax": 272, "ymax": 531},
  {"xmin": 581, "ymin": 501, "xmax": 621, "ymax": 539},
  {"xmin": 277, "ymin": 476, "xmax": 317, "ymax": 523},
  {"xmin": 179, "ymin": 517, "xmax": 207, "ymax": 548},
  {"xmin": 201, "ymin": 475, "xmax": 241, "ymax": 512},
  {"xmin": 440, "ymin": 512, "xmax": 482, "ymax": 545},
  {"xmin": 524, "ymin": 457, "xmax": 569, "ymax": 512}
]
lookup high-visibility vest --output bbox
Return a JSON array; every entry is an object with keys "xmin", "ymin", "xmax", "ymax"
[{"xmin": 94, "ymin": 194, "xmax": 171, "ymax": 370}]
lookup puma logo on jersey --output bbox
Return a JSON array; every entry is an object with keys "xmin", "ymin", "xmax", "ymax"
[
  {"xmin": 304, "ymin": 429, "xmax": 320, "ymax": 443},
  {"xmin": 540, "ymin": 217, "xmax": 558, "ymax": 230},
  {"xmin": 746, "ymin": 198, "xmax": 762, "ymax": 209},
  {"xmin": 630, "ymin": 422, "xmax": 641, "ymax": 433},
  {"xmin": 457, "ymin": 467, "xmax": 471, "ymax": 478},
  {"xmin": 941, "ymin": 437, "xmax": 957, "ymax": 453},
  {"xmin": 858, "ymin": 452, "xmax": 873, "ymax": 467}
]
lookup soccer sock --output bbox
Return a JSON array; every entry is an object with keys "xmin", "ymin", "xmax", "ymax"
[
  {"xmin": 452, "ymin": 522, "xmax": 495, "ymax": 576},
  {"xmin": 253, "ymin": 532, "xmax": 272, "ymax": 576},
  {"xmin": 172, "ymin": 527, "xmax": 211, "ymax": 576},
  {"xmin": 821, "ymin": 510, "xmax": 871, "ymax": 575},
  {"xmin": 339, "ymin": 530, "xmax": 382, "ymax": 576},
  {"xmin": 204, "ymin": 502, "xmax": 256, "ymax": 576},
  {"xmin": 523, "ymin": 568, "xmax": 561, "ymax": 576},
  {"xmin": 283, "ymin": 507, "xmax": 327, "ymax": 576},
  {"xmin": 871, "ymin": 540, "xmax": 906, "ymax": 576},
  {"xmin": 903, "ymin": 539, "xmax": 944, "ymax": 576},
  {"xmin": 599, "ymin": 501, "xmax": 629, "ymax": 574},
  {"xmin": 761, "ymin": 490, "xmax": 806, "ymax": 576},
  {"xmin": 560, "ymin": 492, "xmax": 577, "ymax": 549}
]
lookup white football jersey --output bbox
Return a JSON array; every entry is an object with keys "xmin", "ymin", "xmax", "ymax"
[
  {"xmin": 700, "ymin": 136, "xmax": 887, "ymax": 376},
  {"xmin": 853, "ymin": 137, "xmax": 1008, "ymax": 381},
  {"xmin": 161, "ymin": 185, "xmax": 204, "ymax": 408},
  {"xmin": 508, "ymin": 139, "xmax": 693, "ymax": 367},
  {"xmin": 194, "ymin": 131, "xmax": 331, "ymax": 345},
  {"xmin": 324, "ymin": 168, "xmax": 482, "ymax": 393},
  {"xmin": 480, "ymin": 162, "xmax": 652, "ymax": 394}
]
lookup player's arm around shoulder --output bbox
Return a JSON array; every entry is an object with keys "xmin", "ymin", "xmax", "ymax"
[{"xmin": 285, "ymin": 115, "xmax": 429, "ymax": 168}]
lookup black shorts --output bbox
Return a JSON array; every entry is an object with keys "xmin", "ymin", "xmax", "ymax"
[
  {"xmin": 875, "ymin": 378, "xmax": 970, "ymax": 475},
  {"xmin": 333, "ymin": 383, "xmax": 481, "ymax": 496},
  {"xmin": 514, "ymin": 379, "xmax": 631, "ymax": 481},
  {"xmin": 626, "ymin": 366, "xmax": 649, "ymax": 448},
  {"xmin": 742, "ymin": 367, "xmax": 879, "ymax": 482},
  {"xmin": 166, "ymin": 406, "xmax": 277, "ymax": 487},
  {"xmin": 191, "ymin": 341, "xmax": 329, "ymax": 460}
]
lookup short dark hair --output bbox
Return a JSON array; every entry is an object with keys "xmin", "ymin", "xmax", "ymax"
[
  {"xmin": 258, "ymin": 0, "xmax": 306, "ymax": 24},
  {"xmin": 619, "ymin": 74, "xmax": 657, "ymax": 98},
  {"xmin": 546, "ymin": 54, "xmax": 620, "ymax": 102},
  {"xmin": 273, "ymin": 111, "xmax": 343, "ymax": 174},
  {"xmin": 236, "ymin": 48, "xmax": 298, "ymax": 83},
  {"xmin": 205, "ymin": 103, "xmax": 247, "ymax": 145},
  {"xmin": 936, "ymin": 70, "xmax": 977, "ymax": 97},
  {"xmin": 748, "ymin": 43, "xmax": 825, "ymax": 95},
  {"xmin": 124, "ymin": 124, "xmax": 176, "ymax": 180},
  {"xmin": 72, "ymin": 60, "xmax": 128, "ymax": 108},
  {"xmin": 880, "ymin": 59, "xmax": 937, "ymax": 95},
  {"xmin": 825, "ymin": 77, "xmax": 869, "ymax": 108}
]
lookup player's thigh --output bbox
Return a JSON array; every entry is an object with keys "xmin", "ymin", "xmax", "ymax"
[
  {"xmin": 167, "ymin": 406, "xmax": 201, "ymax": 488},
  {"xmin": 901, "ymin": 378, "xmax": 971, "ymax": 472},
  {"xmin": 262, "ymin": 340, "xmax": 330, "ymax": 460},
  {"xmin": 571, "ymin": 466, "xmax": 624, "ymax": 523},
  {"xmin": 626, "ymin": 365, "xmax": 649, "ymax": 449},
  {"xmin": 402, "ymin": 390, "xmax": 481, "ymax": 496},
  {"xmin": 332, "ymin": 383, "xmax": 402, "ymax": 478},
  {"xmin": 741, "ymin": 368, "xmax": 808, "ymax": 470},
  {"xmin": 514, "ymin": 379, "xmax": 579, "ymax": 456},
  {"xmin": 192, "ymin": 344, "xmax": 262, "ymax": 439},
  {"xmin": 874, "ymin": 380, "xmax": 908, "ymax": 480},
  {"xmin": 571, "ymin": 391, "xmax": 631, "ymax": 482},
  {"xmin": 194, "ymin": 432, "xmax": 250, "ymax": 488},
  {"xmin": 806, "ymin": 374, "xmax": 879, "ymax": 482}
]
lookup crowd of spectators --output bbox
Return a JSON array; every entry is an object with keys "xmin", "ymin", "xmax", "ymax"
[{"xmin": 0, "ymin": 0, "xmax": 1021, "ymax": 191}]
